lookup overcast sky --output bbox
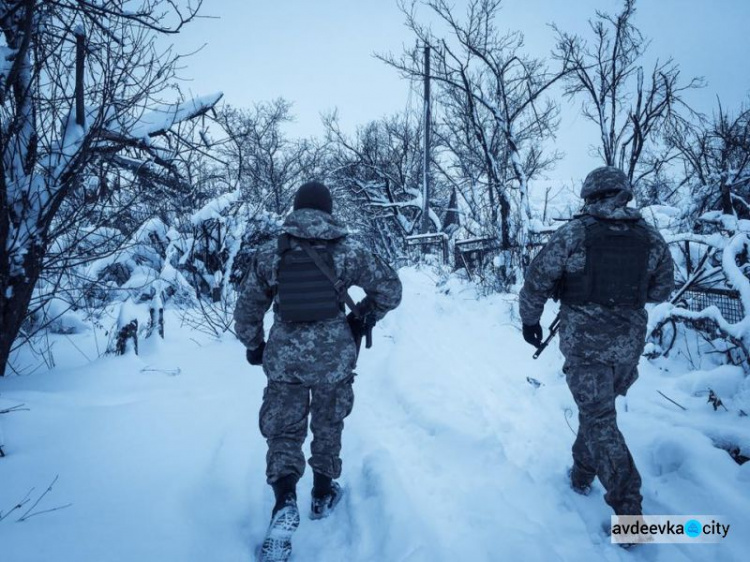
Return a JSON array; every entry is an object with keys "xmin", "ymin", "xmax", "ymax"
[{"xmin": 172, "ymin": 0, "xmax": 750, "ymax": 185}]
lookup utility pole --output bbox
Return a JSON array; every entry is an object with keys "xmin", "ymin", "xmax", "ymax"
[
  {"xmin": 74, "ymin": 26, "xmax": 86, "ymax": 128},
  {"xmin": 420, "ymin": 43, "xmax": 431, "ymax": 234}
]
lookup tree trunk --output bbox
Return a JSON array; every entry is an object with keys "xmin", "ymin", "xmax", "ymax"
[
  {"xmin": 0, "ymin": 257, "xmax": 42, "ymax": 377},
  {"xmin": 499, "ymin": 193, "xmax": 511, "ymax": 250},
  {"xmin": 720, "ymin": 180, "xmax": 733, "ymax": 215}
]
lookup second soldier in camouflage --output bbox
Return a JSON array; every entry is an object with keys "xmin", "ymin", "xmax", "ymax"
[{"xmin": 519, "ymin": 166, "xmax": 674, "ymax": 517}]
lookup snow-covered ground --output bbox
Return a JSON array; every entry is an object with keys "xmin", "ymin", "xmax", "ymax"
[{"xmin": 1, "ymin": 268, "xmax": 749, "ymax": 561}]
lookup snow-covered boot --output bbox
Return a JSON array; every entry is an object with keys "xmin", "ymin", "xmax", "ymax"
[
  {"xmin": 605, "ymin": 513, "xmax": 648, "ymax": 550},
  {"xmin": 259, "ymin": 476, "xmax": 300, "ymax": 562},
  {"xmin": 310, "ymin": 472, "xmax": 343, "ymax": 520}
]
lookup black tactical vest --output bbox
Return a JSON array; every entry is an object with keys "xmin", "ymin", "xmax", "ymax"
[
  {"xmin": 559, "ymin": 216, "xmax": 651, "ymax": 308},
  {"xmin": 275, "ymin": 234, "xmax": 343, "ymax": 322}
]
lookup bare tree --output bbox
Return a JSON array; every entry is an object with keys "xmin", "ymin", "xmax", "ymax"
[
  {"xmin": 0, "ymin": 0, "xmax": 220, "ymax": 376},
  {"xmin": 554, "ymin": 0, "xmax": 702, "ymax": 199},
  {"xmin": 325, "ymin": 109, "xmax": 442, "ymax": 256},
  {"xmin": 218, "ymin": 100, "xmax": 325, "ymax": 215},
  {"xmin": 380, "ymin": 0, "xmax": 569, "ymax": 286},
  {"xmin": 667, "ymin": 100, "xmax": 750, "ymax": 219}
]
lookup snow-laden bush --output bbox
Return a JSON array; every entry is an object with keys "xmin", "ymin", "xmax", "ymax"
[
  {"xmin": 647, "ymin": 211, "xmax": 750, "ymax": 373},
  {"xmin": 172, "ymin": 190, "xmax": 282, "ymax": 338}
]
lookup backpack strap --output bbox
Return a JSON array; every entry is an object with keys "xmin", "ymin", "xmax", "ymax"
[
  {"xmin": 296, "ymin": 238, "xmax": 362, "ymax": 318},
  {"xmin": 277, "ymin": 233, "xmax": 292, "ymax": 254}
]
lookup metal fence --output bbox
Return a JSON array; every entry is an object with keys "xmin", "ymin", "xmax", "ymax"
[{"xmin": 677, "ymin": 286, "xmax": 745, "ymax": 324}]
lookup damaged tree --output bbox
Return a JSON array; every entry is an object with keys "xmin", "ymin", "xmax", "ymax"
[
  {"xmin": 554, "ymin": 0, "xmax": 702, "ymax": 200},
  {"xmin": 0, "ymin": 0, "xmax": 221, "ymax": 376},
  {"xmin": 381, "ymin": 0, "xmax": 570, "ymax": 287},
  {"xmin": 325, "ymin": 110, "xmax": 437, "ymax": 258},
  {"xmin": 667, "ymin": 101, "xmax": 750, "ymax": 219}
]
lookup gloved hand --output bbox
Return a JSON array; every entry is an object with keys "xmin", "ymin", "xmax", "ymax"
[
  {"xmin": 522, "ymin": 323, "xmax": 543, "ymax": 348},
  {"xmin": 347, "ymin": 298, "xmax": 377, "ymax": 339},
  {"xmin": 246, "ymin": 341, "xmax": 265, "ymax": 365}
]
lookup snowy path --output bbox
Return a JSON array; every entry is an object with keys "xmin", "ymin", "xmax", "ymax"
[{"xmin": 1, "ymin": 268, "xmax": 749, "ymax": 561}]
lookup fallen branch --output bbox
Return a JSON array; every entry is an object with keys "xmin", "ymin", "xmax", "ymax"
[
  {"xmin": 0, "ymin": 488, "xmax": 34, "ymax": 523},
  {"xmin": 17, "ymin": 475, "xmax": 72, "ymax": 522},
  {"xmin": 140, "ymin": 366, "xmax": 181, "ymax": 376},
  {"xmin": 18, "ymin": 502, "xmax": 73, "ymax": 522},
  {"xmin": 657, "ymin": 390, "xmax": 688, "ymax": 411},
  {"xmin": 0, "ymin": 404, "xmax": 30, "ymax": 415}
]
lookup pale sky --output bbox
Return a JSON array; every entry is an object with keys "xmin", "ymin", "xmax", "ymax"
[{"xmin": 172, "ymin": 0, "xmax": 750, "ymax": 185}]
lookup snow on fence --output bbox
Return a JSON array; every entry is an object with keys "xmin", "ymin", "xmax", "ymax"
[
  {"xmin": 405, "ymin": 233, "xmax": 449, "ymax": 263},
  {"xmin": 678, "ymin": 287, "xmax": 744, "ymax": 324},
  {"xmin": 453, "ymin": 237, "xmax": 499, "ymax": 277},
  {"xmin": 647, "ymin": 226, "xmax": 750, "ymax": 373}
]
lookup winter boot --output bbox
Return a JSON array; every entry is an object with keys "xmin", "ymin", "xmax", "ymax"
[
  {"xmin": 260, "ymin": 475, "xmax": 300, "ymax": 562},
  {"xmin": 568, "ymin": 467, "xmax": 593, "ymax": 496},
  {"xmin": 310, "ymin": 472, "xmax": 343, "ymax": 520},
  {"xmin": 608, "ymin": 512, "xmax": 649, "ymax": 550}
]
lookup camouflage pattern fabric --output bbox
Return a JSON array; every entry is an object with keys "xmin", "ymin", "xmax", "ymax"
[
  {"xmin": 519, "ymin": 195, "xmax": 674, "ymax": 515},
  {"xmin": 580, "ymin": 166, "xmax": 633, "ymax": 201},
  {"xmin": 260, "ymin": 378, "xmax": 355, "ymax": 482},
  {"xmin": 234, "ymin": 208, "xmax": 402, "ymax": 483},
  {"xmin": 234, "ymin": 208, "xmax": 402, "ymax": 385},
  {"xmin": 567, "ymin": 361, "xmax": 642, "ymax": 515},
  {"xmin": 519, "ymin": 198, "xmax": 674, "ymax": 366}
]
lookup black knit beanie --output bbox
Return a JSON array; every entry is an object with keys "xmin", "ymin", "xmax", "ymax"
[{"xmin": 293, "ymin": 181, "xmax": 333, "ymax": 214}]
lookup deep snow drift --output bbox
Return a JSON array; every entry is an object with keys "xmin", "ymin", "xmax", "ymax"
[{"xmin": 1, "ymin": 268, "xmax": 749, "ymax": 561}]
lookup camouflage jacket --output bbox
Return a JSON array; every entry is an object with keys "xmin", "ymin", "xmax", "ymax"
[
  {"xmin": 234, "ymin": 208, "xmax": 402, "ymax": 384},
  {"xmin": 519, "ymin": 199, "xmax": 674, "ymax": 365}
]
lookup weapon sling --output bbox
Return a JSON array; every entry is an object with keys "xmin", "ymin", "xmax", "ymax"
[
  {"xmin": 296, "ymin": 239, "xmax": 361, "ymax": 319},
  {"xmin": 296, "ymin": 239, "xmax": 373, "ymax": 353}
]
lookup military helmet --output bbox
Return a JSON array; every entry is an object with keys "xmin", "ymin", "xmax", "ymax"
[{"xmin": 580, "ymin": 166, "xmax": 633, "ymax": 202}]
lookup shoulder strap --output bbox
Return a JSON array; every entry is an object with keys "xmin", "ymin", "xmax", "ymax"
[
  {"xmin": 579, "ymin": 215, "xmax": 599, "ymax": 228},
  {"xmin": 277, "ymin": 233, "xmax": 292, "ymax": 254},
  {"xmin": 296, "ymin": 238, "xmax": 361, "ymax": 318}
]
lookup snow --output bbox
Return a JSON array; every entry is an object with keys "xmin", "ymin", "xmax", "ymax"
[
  {"xmin": 723, "ymin": 234, "xmax": 750, "ymax": 315},
  {"xmin": 1, "ymin": 268, "xmax": 749, "ymax": 561},
  {"xmin": 126, "ymin": 93, "xmax": 224, "ymax": 140},
  {"xmin": 405, "ymin": 232, "xmax": 448, "ymax": 241},
  {"xmin": 641, "ymin": 205, "xmax": 683, "ymax": 231},
  {"xmin": 190, "ymin": 189, "xmax": 241, "ymax": 226},
  {"xmin": 39, "ymin": 297, "xmax": 89, "ymax": 335},
  {"xmin": 0, "ymin": 46, "xmax": 14, "ymax": 79},
  {"xmin": 134, "ymin": 218, "xmax": 169, "ymax": 245},
  {"xmin": 117, "ymin": 298, "xmax": 151, "ymax": 332}
]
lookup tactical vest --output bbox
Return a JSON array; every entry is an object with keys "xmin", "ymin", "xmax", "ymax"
[
  {"xmin": 559, "ymin": 216, "xmax": 651, "ymax": 308},
  {"xmin": 275, "ymin": 234, "xmax": 343, "ymax": 322}
]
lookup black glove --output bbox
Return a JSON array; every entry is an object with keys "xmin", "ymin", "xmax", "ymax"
[
  {"xmin": 522, "ymin": 323, "xmax": 543, "ymax": 348},
  {"xmin": 347, "ymin": 298, "xmax": 377, "ymax": 339},
  {"xmin": 246, "ymin": 341, "xmax": 265, "ymax": 366}
]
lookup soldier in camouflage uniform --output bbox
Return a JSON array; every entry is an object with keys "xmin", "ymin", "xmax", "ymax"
[
  {"xmin": 519, "ymin": 166, "xmax": 674, "ymax": 516},
  {"xmin": 234, "ymin": 181, "xmax": 401, "ymax": 548}
]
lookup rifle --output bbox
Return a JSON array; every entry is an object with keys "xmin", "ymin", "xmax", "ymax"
[
  {"xmin": 533, "ymin": 314, "xmax": 560, "ymax": 359},
  {"xmin": 532, "ymin": 248, "xmax": 710, "ymax": 360}
]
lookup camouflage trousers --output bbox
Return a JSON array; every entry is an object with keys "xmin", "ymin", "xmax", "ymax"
[
  {"xmin": 259, "ymin": 377, "xmax": 355, "ymax": 484},
  {"xmin": 565, "ymin": 360, "xmax": 642, "ymax": 515}
]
